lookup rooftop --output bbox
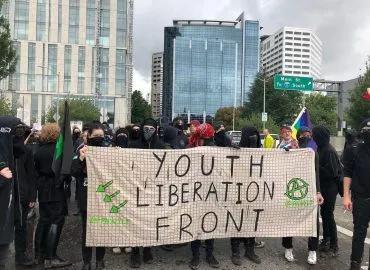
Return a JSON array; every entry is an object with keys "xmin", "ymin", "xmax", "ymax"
[{"xmin": 173, "ymin": 20, "xmax": 238, "ymax": 27}]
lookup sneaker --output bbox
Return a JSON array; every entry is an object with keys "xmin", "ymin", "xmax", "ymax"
[
  {"xmin": 112, "ymin": 247, "xmax": 122, "ymax": 254},
  {"xmin": 124, "ymin": 247, "xmax": 132, "ymax": 253},
  {"xmin": 189, "ymin": 256, "xmax": 200, "ymax": 270},
  {"xmin": 307, "ymin": 251, "xmax": 317, "ymax": 265},
  {"xmin": 254, "ymin": 240, "xmax": 265, "ymax": 248},
  {"xmin": 231, "ymin": 253, "xmax": 242, "ymax": 266},
  {"xmin": 206, "ymin": 254, "xmax": 220, "ymax": 268},
  {"xmin": 327, "ymin": 246, "xmax": 339, "ymax": 257},
  {"xmin": 130, "ymin": 251, "xmax": 141, "ymax": 268},
  {"xmin": 319, "ymin": 238, "xmax": 330, "ymax": 252},
  {"xmin": 284, "ymin": 249, "xmax": 294, "ymax": 262},
  {"xmin": 96, "ymin": 260, "xmax": 106, "ymax": 270},
  {"xmin": 143, "ymin": 248, "xmax": 153, "ymax": 264}
]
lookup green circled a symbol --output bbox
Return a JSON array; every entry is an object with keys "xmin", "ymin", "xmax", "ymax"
[{"xmin": 285, "ymin": 178, "xmax": 309, "ymax": 201}]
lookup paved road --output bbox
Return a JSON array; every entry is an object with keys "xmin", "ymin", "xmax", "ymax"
[{"xmin": 8, "ymin": 194, "xmax": 370, "ymax": 270}]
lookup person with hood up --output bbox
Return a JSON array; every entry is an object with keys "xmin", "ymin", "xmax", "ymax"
[
  {"xmin": 163, "ymin": 126, "xmax": 187, "ymax": 149},
  {"xmin": 72, "ymin": 127, "xmax": 81, "ymax": 148},
  {"xmin": 72, "ymin": 123, "xmax": 107, "ymax": 270},
  {"xmin": 282, "ymin": 126, "xmax": 324, "ymax": 264},
  {"xmin": 342, "ymin": 119, "xmax": 370, "ymax": 270},
  {"xmin": 230, "ymin": 125, "xmax": 261, "ymax": 266},
  {"xmin": 129, "ymin": 118, "xmax": 164, "ymax": 268},
  {"xmin": 342, "ymin": 129, "xmax": 360, "ymax": 160},
  {"xmin": 33, "ymin": 124, "xmax": 71, "ymax": 268},
  {"xmin": 114, "ymin": 128, "xmax": 129, "ymax": 148},
  {"xmin": 312, "ymin": 126, "xmax": 341, "ymax": 257},
  {"xmin": 128, "ymin": 124, "xmax": 141, "ymax": 143},
  {"xmin": 188, "ymin": 123, "xmax": 220, "ymax": 270},
  {"xmin": 213, "ymin": 122, "xmax": 231, "ymax": 147}
]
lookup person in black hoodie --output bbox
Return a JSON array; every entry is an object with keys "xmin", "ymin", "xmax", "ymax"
[
  {"xmin": 33, "ymin": 123, "xmax": 71, "ymax": 269},
  {"xmin": 114, "ymin": 128, "xmax": 129, "ymax": 148},
  {"xmin": 163, "ymin": 126, "xmax": 187, "ymax": 149},
  {"xmin": 230, "ymin": 125, "xmax": 261, "ymax": 266},
  {"xmin": 14, "ymin": 131, "xmax": 37, "ymax": 266},
  {"xmin": 129, "ymin": 118, "xmax": 164, "ymax": 268},
  {"xmin": 312, "ymin": 126, "xmax": 341, "ymax": 256},
  {"xmin": 72, "ymin": 123, "xmax": 106, "ymax": 270},
  {"xmin": 343, "ymin": 119, "xmax": 370, "ymax": 270}
]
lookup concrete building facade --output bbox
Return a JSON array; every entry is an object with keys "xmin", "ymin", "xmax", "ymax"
[
  {"xmin": 151, "ymin": 52, "xmax": 163, "ymax": 120},
  {"xmin": 0, "ymin": 0, "xmax": 133, "ymax": 127},
  {"xmin": 260, "ymin": 27, "xmax": 322, "ymax": 79}
]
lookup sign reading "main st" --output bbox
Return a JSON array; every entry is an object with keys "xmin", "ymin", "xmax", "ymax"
[{"xmin": 274, "ymin": 74, "xmax": 313, "ymax": 91}]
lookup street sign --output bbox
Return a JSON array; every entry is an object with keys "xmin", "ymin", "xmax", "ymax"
[
  {"xmin": 262, "ymin": 112, "xmax": 268, "ymax": 122},
  {"xmin": 274, "ymin": 74, "xmax": 313, "ymax": 91}
]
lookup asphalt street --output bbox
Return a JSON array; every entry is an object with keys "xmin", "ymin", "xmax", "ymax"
[{"xmin": 7, "ymin": 192, "xmax": 370, "ymax": 270}]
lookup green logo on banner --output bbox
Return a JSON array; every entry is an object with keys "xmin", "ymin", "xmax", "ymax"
[{"xmin": 285, "ymin": 178, "xmax": 309, "ymax": 201}]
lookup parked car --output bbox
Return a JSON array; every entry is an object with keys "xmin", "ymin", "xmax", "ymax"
[
  {"xmin": 227, "ymin": 131, "xmax": 242, "ymax": 146},
  {"xmin": 260, "ymin": 134, "xmax": 280, "ymax": 148}
]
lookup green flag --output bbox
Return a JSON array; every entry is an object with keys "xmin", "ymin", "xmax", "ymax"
[{"xmin": 52, "ymin": 101, "xmax": 73, "ymax": 184}]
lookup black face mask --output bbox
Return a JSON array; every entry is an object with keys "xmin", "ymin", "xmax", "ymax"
[
  {"xmin": 298, "ymin": 136, "xmax": 311, "ymax": 148},
  {"xmin": 13, "ymin": 135, "xmax": 26, "ymax": 158},
  {"xmin": 116, "ymin": 136, "xmax": 128, "ymax": 148},
  {"xmin": 72, "ymin": 132, "xmax": 81, "ymax": 141},
  {"xmin": 362, "ymin": 130, "xmax": 370, "ymax": 145},
  {"xmin": 131, "ymin": 129, "xmax": 140, "ymax": 140},
  {"xmin": 87, "ymin": 137, "xmax": 104, "ymax": 147}
]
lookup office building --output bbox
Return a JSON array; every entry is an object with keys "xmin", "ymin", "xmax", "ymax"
[
  {"xmin": 151, "ymin": 52, "xmax": 163, "ymax": 120},
  {"xmin": 0, "ymin": 0, "xmax": 133, "ymax": 126},
  {"xmin": 260, "ymin": 27, "xmax": 322, "ymax": 79},
  {"xmin": 162, "ymin": 13, "xmax": 260, "ymax": 121}
]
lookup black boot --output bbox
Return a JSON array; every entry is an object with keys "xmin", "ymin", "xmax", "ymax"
[
  {"xmin": 15, "ymin": 253, "xmax": 33, "ymax": 267},
  {"xmin": 44, "ymin": 224, "xmax": 71, "ymax": 269},
  {"xmin": 319, "ymin": 238, "xmax": 330, "ymax": 252},
  {"xmin": 96, "ymin": 260, "xmax": 106, "ymax": 270},
  {"xmin": 143, "ymin": 247, "xmax": 153, "ymax": 264},
  {"xmin": 34, "ymin": 223, "xmax": 48, "ymax": 265},
  {"xmin": 130, "ymin": 248, "xmax": 141, "ymax": 268},
  {"xmin": 349, "ymin": 261, "xmax": 361, "ymax": 270},
  {"xmin": 230, "ymin": 238, "xmax": 242, "ymax": 266},
  {"xmin": 244, "ymin": 238, "xmax": 261, "ymax": 264}
]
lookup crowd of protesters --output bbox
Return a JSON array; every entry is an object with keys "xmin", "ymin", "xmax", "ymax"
[{"xmin": 0, "ymin": 115, "xmax": 369, "ymax": 270}]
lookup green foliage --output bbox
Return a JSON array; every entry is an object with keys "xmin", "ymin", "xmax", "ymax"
[
  {"xmin": 0, "ymin": 16, "xmax": 17, "ymax": 80},
  {"xmin": 347, "ymin": 58, "xmax": 370, "ymax": 128},
  {"xmin": 242, "ymin": 73, "xmax": 303, "ymax": 125},
  {"xmin": 238, "ymin": 113, "xmax": 280, "ymax": 134},
  {"xmin": 131, "ymin": 90, "xmax": 152, "ymax": 124},
  {"xmin": 304, "ymin": 93, "xmax": 337, "ymax": 134},
  {"xmin": 46, "ymin": 98, "xmax": 101, "ymax": 123},
  {"xmin": 214, "ymin": 107, "xmax": 241, "ymax": 131},
  {"xmin": 0, "ymin": 97, "xmax": 15, "ymax": 116}
]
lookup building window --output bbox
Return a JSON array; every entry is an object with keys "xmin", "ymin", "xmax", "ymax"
[
  {"xmin": 286, "ymin": 36, "xmax": 293, "ymax": 40},
  {"xmin": 31, "ymin": 94, "xmax": 38, "ymax": 123},
  {"xmin": 303, "ymin": 32, "xmax": 310, "ymax": 36},
  {"xmin": 286, "ymin": 31, "xmax": 293, "ymax": 34},
  {"xmin": 100, "ymin": 0, "xmax": 110, "ymax": 46},
  {"xmin": 69, "ymin": 0, "xmax": 80, "ymax": 44},
  {"xmin": 36, "ymin": 0, "xmax": 46, "ymax": 41},
  {"xmin": 285, "ymin": 48, "xmax": 292, "ymax": 51},
  {"xmin": 294, "ymin": 32, "xmax": 302, "ymax": 35},
  {"xmin": 294, "ymin": 43, "xmax": 301, "ymax": 46},
  {"xmin": 48, "ymin": 44, "xmax": 58, "ymax": 92},
  {"xmin": 285, "ymin": 42, "xmax": 292, "ymax": 45},
  {"xmin": 14, "ymin": 0, "xmax": 29, "ymax": 40},
  {"xmin": 28, "ymin": 43, "xmax": 36, "ymax": 91},
  {"xmin": 100, "ymin": 48, "xmax": 109, "ymax": 95},
  {"xmin": 117, "ymin": 0, "xmax": 127, "ymax": 47},
  {"xmin": 58, "ymin": 0, "xmax": 62, "ymax": 42},
  {"xmin": 86, "ymin": 0, "xmax": 95, "ymax": 45},
  {"xmin": 64, "ymin": 45, "xmax": 72, "ymax": 93},
  {"xmin": 78, "ymin": 47, "xmax": 85, "ymax": 94},
  {"xmin": 12, "ymin": 42, "xmax": 21, "ymax": 91},
  {"xmin": 302, "ymin": 71, "xmax": 309, "ymax": 75},
  {"xmin": 116, "ymin": 49, "xmax": 126, "ymax": 95}
]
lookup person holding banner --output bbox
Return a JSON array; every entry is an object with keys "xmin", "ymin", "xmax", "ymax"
[
  {"xmin": 72, "ymin": 123, "xmax": 107, "ymax": 270},
  {"xmin": 281, "ymin": 127, "xmax": 324, "ymax": 265},
  {"xmin": 342, "ymin": 119, "xmax": 370, "ymax": 270},
  {"xmin": 129, "ymin": 118, "xmax": 164, "ymax": 268},
  {"xmin": 189, "ymin": 123, "xmax": 220, "ymax": 270},
  {"xmin": 230, "ymin": 125, "xmax": 262, "ymax": 266}
]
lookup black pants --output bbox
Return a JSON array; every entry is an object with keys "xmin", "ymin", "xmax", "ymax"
[
  {"xmin": 0, "ymin": 244, "xmax": 9, "ymax": 269},
  {"xmin": 191, "ymin": 239, "xmax": 214, "ymax": 257},
  {"xmin": 351, "ymin": 195, "xmax": 370, "ymax": 263},
  {"xmin": 39, "ymin": 201, "xmax": 67, "ymax": 226},
  {"xmin": 230, "ymin": 237, "xmax": 254, "ymax": 253},
  {"xmin": 320, "ymin": 184, "xmax": 338, "ymax": 248},
  {"xmin": 14, "ymin": 202, "xmax": 29, "ymax": 257},
  {"xmin": 81, "ymin": 211, "xmax": 105, "ymax": 264}
]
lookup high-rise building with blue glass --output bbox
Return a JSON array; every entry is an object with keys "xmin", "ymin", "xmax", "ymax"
[{"xmin": 162, "ymin": 13, "xmax": 259, "ymax": 121}]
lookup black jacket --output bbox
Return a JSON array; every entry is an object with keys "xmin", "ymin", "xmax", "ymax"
[
  {"xmin": 71, "ymin": 157, "xmax": 88, "ymax": 211},
  {"xmin": 16, "ymin": 146, "xmax": 37, "ymax": 203},
  {"xmin": 343, "ymin": 143, "xmax": 370, "ymax": 198},
  {"xmin": 34, "ymin": 142, "xmax": 66, "ymax": 202},
  {"xmin": 312, "ymin": 126, "xmax": 341, "ymax": 189}
]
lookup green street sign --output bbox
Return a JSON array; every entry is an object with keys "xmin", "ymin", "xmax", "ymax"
[{"xmin": 274, "ymin": 74, "xmax": 313, "ymax": 91}]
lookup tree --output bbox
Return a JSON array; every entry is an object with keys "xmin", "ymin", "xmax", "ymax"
[
  {"xmin": 238, "ymin": 113, "xmax": 280, "ymax": 134},
  {"xmin": 347, "ymin": 58, "xmax": 370, "ymax": 128},
  {"xmin": 214, "ymin": 107, "xmax": 241, "ymax": 131},
  {"xmin": 0, "ymin": 6, "xmax": 17, "ymax": 81},
  {"xmin": 242, "ymin": 73, "xmax": 303, "ymax": 125},
  {"xmin": 305, "ymin": 93, "xmax": 337, "ymax": 134},
  {"xmin": 131, "ymin": 90, "xmax": 152, "ymax": 124},
  {"xmin": 0, "ymin": 97, "xmax": 15, "ymax": 116},
  {"xmin": 46, "ymin": 98, "xmax": 101, "ymax": 123}
]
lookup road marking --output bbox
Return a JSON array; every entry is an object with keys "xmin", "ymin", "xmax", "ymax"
[{"xmin": 319, "ymin": 218, "xmax": 370, "ymax": 245}]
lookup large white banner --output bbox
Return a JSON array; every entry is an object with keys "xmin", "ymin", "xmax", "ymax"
[{"xmin": 86, "ymin": 147, "xmax": 317, "ymax": 247}]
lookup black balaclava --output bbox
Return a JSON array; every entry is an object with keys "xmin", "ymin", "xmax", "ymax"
[
  {"xmin": 115, "ymin": 128, "xmax": 129, "ymax": 148},
  {"xmin": 312, "ymin": 126, "xmax": 330, "ymax": 148},
  {"xmin": 163, "ymin": 126, "xmax": 179, "ymax": 148},
  {"xmin": 142, "ymin": 118, "xmax": 158, "ymax": 142},
  {"xmin": 174, "ymin": 119, "xmax": 184, "ymax": 131},
  {"xmin": 130, "ymin": 125, "xmax": 141, "ymax": 140},
  {"xmin": 87, "ymin": 137, "xmax": 104, "ymax": 147},
  {"xmin": 360, "ymin": 118, "xmax": 370, "ymax": 145},
  {"xmin": 345, "ymin": 129, "xmax": 357, "ymax": 145},
  {"xmin": 240, "ymin": 126, "xmax": 261, "ymax": 148},
  {"xmin": 158, "ymin": 126, "xmax": 165, "ymax": 141}
]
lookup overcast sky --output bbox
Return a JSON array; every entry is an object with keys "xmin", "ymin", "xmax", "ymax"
[{"xmin": 132, "ymin": 0, "xmax": 370, "ymax": 96}]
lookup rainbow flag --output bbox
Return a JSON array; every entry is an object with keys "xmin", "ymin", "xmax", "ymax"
[{"xmin": 291, "ymin": 107, "xmax": 312, "ymax": 139}]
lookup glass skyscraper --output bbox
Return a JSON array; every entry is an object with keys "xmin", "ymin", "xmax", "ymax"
[{"xmin": 162, "ymin": 14, "xmax": 259, "ymax": 121}]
